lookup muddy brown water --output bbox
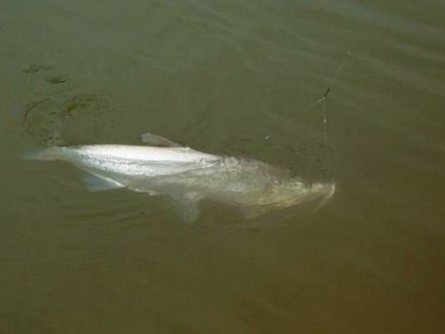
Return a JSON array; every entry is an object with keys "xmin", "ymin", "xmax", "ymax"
[{"xmin": 1, "ymin": 1, "xmax": 445, "ymax": 333}]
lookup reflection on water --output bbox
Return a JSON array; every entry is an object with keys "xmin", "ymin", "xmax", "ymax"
[{"xmin": 1, "ymin": 0, "xmax": 445, "ymax": 333}]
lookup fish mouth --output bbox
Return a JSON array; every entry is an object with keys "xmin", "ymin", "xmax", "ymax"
[
  {"xmin": 241, "ymin": 182, "xmax": 336, "ymax": 223},
  {"xmin": 284, "ymin": 181, "xmax": 336, "ymax": 209},
  {"xmin": 269, "ymin": 181, "xmax": 336, "ymax": 210},
  {"xmin": 316, "ymin": 182, "xmax": 336, "ymax": 197},
  {"xmin": 311, "ymin": 182, "xmax": 336, "ymax": 209}
]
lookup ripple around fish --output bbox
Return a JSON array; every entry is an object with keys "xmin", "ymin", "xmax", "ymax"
[{"xmin": 21, "ymin": 92, "xmax": 118, "ymax": 146}]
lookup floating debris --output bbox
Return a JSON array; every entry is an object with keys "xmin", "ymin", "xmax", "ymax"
[
  {"xmin": 22, "ymin": 64, "xmax": 54, "ymax": 74},
  {"xmin": 47, "ymin": 76, "xmax": 68, "ymax": 85}
]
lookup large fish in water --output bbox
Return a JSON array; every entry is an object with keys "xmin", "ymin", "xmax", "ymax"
[{"xmin": 24, "ymin": 133, "xmax": 335, "ymax": 221}]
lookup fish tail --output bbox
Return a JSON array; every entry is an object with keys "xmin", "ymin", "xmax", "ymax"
[{"xmin": 21, "ymin": 147, "xmax": 61, "ymax": 161}]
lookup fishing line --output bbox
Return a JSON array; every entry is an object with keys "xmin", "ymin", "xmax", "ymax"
[
  {"xmin": 264, "ymin": 47, "xmax": 352, "ymax": 144},
  {"xmin": 303, "ymin": 47, "xmax": 352, "ymax": 115},
  {"xmin": 262, "ymin": 47, "xmax": 352, "ymax": 182},
  {"xmin": 316, "ymin": 47, "xmax": 352, "ymax": 178},
  {"xmin": 298, "ymin": 47, "xmax": 352, "ymax": 156}
]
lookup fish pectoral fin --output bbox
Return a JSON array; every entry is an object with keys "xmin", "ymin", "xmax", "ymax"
[
  {"xmin": 140, "ymin": 132, "xmax": 183, "ymax": 148},
  {"xmin": 171, "ymin": 192, "xmax": 202, "ymax": 223},
  {"xmin": 81, "ymin": 173, "xmax": 125, "ymax": 192}
]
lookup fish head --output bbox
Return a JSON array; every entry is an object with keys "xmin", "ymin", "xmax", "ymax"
[
  {"xmin": 268, "ymin": 179, "xmax": 336, "ymax": 209},
  {"xmin": 241, "ymin": 180, "xmax": 335, "ymax": 219}
]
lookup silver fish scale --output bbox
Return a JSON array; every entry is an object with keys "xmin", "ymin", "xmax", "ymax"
[{"xmin": 27, "ymin": 142, "xmax": 335, "ymax": 221}]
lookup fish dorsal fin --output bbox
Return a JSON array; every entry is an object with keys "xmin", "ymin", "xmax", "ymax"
[
  {"xmin": 140, "ymin": 132, "xmax": 183, "ymax": 148},
  {"xmin": 170, "ymin": 192, "xmax": 202, "ymax": 223},
  {"xmin": 81, "ymin": 173, "xmax": 125, "ymax": 192}
]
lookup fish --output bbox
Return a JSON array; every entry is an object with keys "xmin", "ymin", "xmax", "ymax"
[{"xmin": 24, "ymin": 132, "xmax": 335, "ymax": 222}]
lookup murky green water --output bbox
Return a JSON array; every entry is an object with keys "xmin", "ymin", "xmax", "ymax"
[{"xmin": 1, "ymin": 0, "xmax": 445, "ymax": 333}]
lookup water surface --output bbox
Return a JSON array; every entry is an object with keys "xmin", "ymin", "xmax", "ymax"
[{"xmin": 1, "ymin": 0, "xmax": 445, "ymax": 333}]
